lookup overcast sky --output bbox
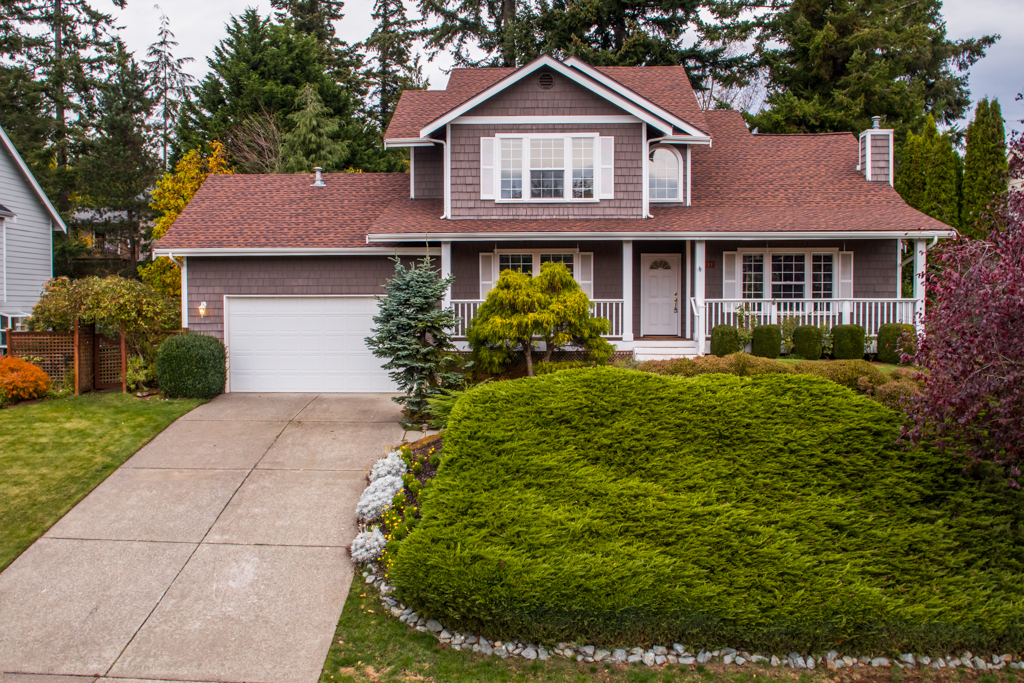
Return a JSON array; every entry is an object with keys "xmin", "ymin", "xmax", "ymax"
[{"xmin": 113, "ymin": 0, "xmax": 1023, "ymax": 132}]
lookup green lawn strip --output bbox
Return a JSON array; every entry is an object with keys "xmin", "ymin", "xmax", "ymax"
[
  {"xmin": 321, "ymin": 582, "xmax": 1016, "ymax": 683},
  {"xmin": 0, "ymin": 391, "xmax": 202, "ymax": 570},
  {"xmin": 391, "ymin": 369, "xmax": 1024, "ymax": 653}
]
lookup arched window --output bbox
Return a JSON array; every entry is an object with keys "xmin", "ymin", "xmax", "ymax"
[{"xmin": 649, "ymin": 147, "xmax": 681, "ymax": 201}]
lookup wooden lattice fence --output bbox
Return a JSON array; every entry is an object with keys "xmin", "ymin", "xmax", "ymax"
[{"xmin": 4, "ymin": 330, "xmax": 75, "ymax": 383}]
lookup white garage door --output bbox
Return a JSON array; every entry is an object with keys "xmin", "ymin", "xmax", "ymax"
[{"xmin": 226, "ymin": 296, "xmax": 396, "ymax": 393}]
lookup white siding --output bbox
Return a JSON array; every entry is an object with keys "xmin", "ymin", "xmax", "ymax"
[{"xmin": 0, "ymin": 140, "xmax": 54, "ymax": 314}]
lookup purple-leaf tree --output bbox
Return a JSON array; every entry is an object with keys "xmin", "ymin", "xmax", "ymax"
[{"xmin": 905, "ymin": 133, "xmax": 1024, "ymax": 488}]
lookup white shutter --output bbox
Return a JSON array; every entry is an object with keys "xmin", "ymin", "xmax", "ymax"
[
  {"xmin": 480, "ymin": 137, "xmax": 495, "ymax": 199},
  {"xmin": 599, "ymin": 136, "xmax": 614, "ymax": 199},
  {"xmin": 577, "ymin": 252, "xmax": 594, "ymax": 298},
  {"xmin": 839, "ymin": 251, "xmax": 854, "ymax": 298},
  {"xmin": 722, "ymin": 251, "xmax": 738, "ymax": 299},
  {"xmin": 479, "ymin": 253, "xmax": 496, "ymax": 298}
]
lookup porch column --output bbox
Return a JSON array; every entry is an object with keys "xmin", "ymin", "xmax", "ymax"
[
  {"xmin": 441, "ymin": 240, "xmax": 452, "ymax": 308},
  {"xmin": 694, "ymin": 240, "xmax": 706, "ymax": 354},
  {"xmin": 914, "ymin": 238, "xmax": 927, "ymax": 330},
  {"xmin": 622, "ymin": 240, "xmax": 633, "ymax": 342}
]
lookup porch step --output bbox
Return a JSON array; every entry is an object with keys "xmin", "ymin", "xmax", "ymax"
[{"xmin": 633, "ymin": 340, "xmax": 700, "ymax": 361}]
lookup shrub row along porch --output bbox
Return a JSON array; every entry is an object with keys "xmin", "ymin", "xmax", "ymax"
[{"xmin": 443, "ymin": 238, "xmax": 928, "ymax": 355}]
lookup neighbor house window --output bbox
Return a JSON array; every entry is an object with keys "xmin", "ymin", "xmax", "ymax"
[
  {"xmin": 812, "ymin": 254, "xmax": 834, "ymax": 299},
  {"xmin": 498, "ymin": 253, "xmax": 533, "ymax": 274},
  {"xmin": 530, "ymin": 138, "xmax": 564, "ymax": 199},
  {"xmin": 500, "ymin": 138, "xmax": 523, "ymax": 199},
  {"xmin": 742, "ymin": 254, "xmax": 764, "ymax": 299},
  {"xmin": 649, "ymin": 148, "xmax": 681, "ymax": 200},
  {"xmin": 540, "ymin": 253, "xmax": 574, "ymax": 276},
  {"xmin": 571, "ymin": 139, "xmax": 595, "ymax": 199},
  {"xmin": 771, "ymin": 254, "xmax": 805, "ymax": 299}
]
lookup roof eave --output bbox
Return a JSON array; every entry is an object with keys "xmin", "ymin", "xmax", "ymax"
[
  {"xmin": 0, "ymin": 124, "xmax": 67, "ymax": 233},
  {"xmin": 366, "ymin": 229, "xmax": 957, "ymax": 242}
]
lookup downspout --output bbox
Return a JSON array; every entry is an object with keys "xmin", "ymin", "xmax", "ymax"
[{"xmin": 434, "ymin": 138, "xmax": 449, "ymax": 219}]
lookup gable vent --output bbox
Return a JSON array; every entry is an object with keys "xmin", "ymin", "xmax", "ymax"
[{"xmin": 538, "ymin": 72, "xmax": 554, "ymax": 89}]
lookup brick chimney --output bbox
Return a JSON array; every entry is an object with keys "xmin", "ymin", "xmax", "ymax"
[{"xmin": 858, "ymin": 116, "xmax": 893, "ymax": 185}]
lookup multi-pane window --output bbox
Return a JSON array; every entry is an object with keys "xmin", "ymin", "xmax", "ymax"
[
  {"xmin": 500, "ymin": 138, "xmax": 523, "ymax": 199},
  {"xmin": 812, "ymin": 254, "xmax": 833, "ymax": 299},
  {"xmin": 571, "ymin": 139, "xmax": 594, "ymax": 199},
  {"xmin": 498, "ymin": 253, "xmax": 533, "ymax": 274},
  {"xmin": 649, "ymin": 148, "xmax": 679, "ymax": 200},
  {"xmin": 540, "ymin": 253, "xmax": 574, "ymax": 276},
  {"xmin": 771, "ymin": 254, "xmax": 806, "ymax": 299},
  {"xmin": 742, "ymin": 254, "xmax": 764, "ymax": 299},
  {"xmin": 529, "ymin": 138, "xmax": 564, "ymax": 199}
]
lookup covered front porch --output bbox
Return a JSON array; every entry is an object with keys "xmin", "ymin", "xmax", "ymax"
[{"xmin": 439, "ymin": 237, "xmax": 929, "ymax": 357}]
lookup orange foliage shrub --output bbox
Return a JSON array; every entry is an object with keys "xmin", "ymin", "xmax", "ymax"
[{"xmin": 0, "ymin": 356, "xmax": 52, "ymax": 403}]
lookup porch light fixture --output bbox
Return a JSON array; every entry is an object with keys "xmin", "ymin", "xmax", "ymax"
[{"xmin": 199, "ymin": 301, "xmax": 207, "ymax": 318}]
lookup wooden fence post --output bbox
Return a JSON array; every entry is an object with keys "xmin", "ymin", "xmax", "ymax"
[
  {"xmin": 120, "ymin": 323, "xmax": 127, "ymax": 394},
  {"xmin": 73, "ymin": 319, "xmax": 80, "ymax": 396}
]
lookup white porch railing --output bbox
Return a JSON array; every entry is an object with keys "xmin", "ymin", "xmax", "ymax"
[
  {"xmin": 450, "ymin": 299, "xmax": 625, "ymax": 338},
  {"xmin": 700, "ymin": 298, "xmax": 919, "ymax": 340}
]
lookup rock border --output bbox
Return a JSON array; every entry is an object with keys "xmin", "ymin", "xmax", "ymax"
[{"xmin": 354, "ymin": 452, "xmax": 1021, "ymax": 672}]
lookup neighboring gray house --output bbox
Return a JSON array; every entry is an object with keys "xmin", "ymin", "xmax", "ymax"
[{"xmin": 0, "ymin": 124, "xmax": 67, "ymax": 353}]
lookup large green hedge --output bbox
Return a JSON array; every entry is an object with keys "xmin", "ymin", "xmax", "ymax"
[
  {"xmin": 391, "ymin": 368, "xmax": 1024, "ymax": 652},
  {"xmin": 156, "ymin": 333, "xmax": 226, "ymax": 399}
]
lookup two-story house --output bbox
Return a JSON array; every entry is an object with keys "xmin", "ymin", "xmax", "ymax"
[
  {"xmin": 154, "ymin": 55, "xmax": 953, "ymax": 393},
  {"xmin": 1, "ymin": 124, "xmax": 67, "ymax": 354}
]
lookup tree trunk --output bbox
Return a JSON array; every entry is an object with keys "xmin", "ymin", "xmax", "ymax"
[
  {"xmin": 501, "ymin": 0, "xmax": 516, "ymax": 67},
  {"xmin": 524, "ymin": 342, "xmax": 534, "ymax": 377},
  {"xmin": 542, "ymin": 339, "xmax": 554, "ymax": 363}
]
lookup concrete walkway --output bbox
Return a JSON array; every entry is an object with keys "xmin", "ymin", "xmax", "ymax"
[{"xmin": 0, "ymin": 393, "xmax": 404, "ymax": 683}]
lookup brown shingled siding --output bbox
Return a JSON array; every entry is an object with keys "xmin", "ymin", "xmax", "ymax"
[
  {"xmin": 464, "ymin": 68, "xmax": 626, "ymax": 117},
  {"xmin": 703, "ymin": 239, "xmax": 898, "ymax": 299},
  {"xmin": 450, "ymin": 123, "xmax": 644, "ymax": 219},
  {"xmin": 870, "ymin": 135, "xmax": 891, "ymax": 183},
  {"xmin": 450, "ymin": 241, "xmax": 623, "ymax": 300},
  {"xmin": 413, "ymin": 146, "xmax": 443, "ymax": 198},
  {"xmin": 185, "ymin": 256, "xmax": 414, "ymax": 340}
]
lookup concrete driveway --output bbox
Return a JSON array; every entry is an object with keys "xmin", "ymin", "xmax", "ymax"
[{"xmin": 0, "ymin": 393, "xmax": 404, "ymax": 683}]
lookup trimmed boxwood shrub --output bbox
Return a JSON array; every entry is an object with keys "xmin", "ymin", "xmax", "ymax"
[
  {"xmin": 876, "ymin": 323, "xmax": 916, "ymax": 364},
  {"xmin": 831, "ymin": 324, "xmax": 865, "ymax": 360},
  {"xmin": 391, "ymin": 368, "xmax": 1024, "ymax": 652},
  {"xmin": 156, "ymin": 332, "xmax": 226, "ymax": 399},
  {"xmin": 750, "ymin": 324, "xmax": 781, "ymax": 359},
  {"xmin": 793, "ymin": 359, "xmax": 888, "ymax": 390},
  {"xmin": 710, "ymin": 325, "xmax": 740, "ymax": 356},
  {"xmin": 791, "ymin": 325, "xmax": 823, "ymax": 360}
]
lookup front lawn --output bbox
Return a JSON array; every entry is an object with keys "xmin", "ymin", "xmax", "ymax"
[
  {"xmin": 0, "ymin": 391, "xmax": 202, "ymax": 570},
  {"xmin": 387, "ymin": 368, "xmax": 1024, "ymax": 653}
]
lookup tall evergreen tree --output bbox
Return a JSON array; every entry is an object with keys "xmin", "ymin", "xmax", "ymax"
[
  {"xmin": 143, "ymin": 11, "xmax": 195, "ymax": 170},
  {"xmin": 78, "ymin": 45, "xmax": 161, "ymax": 270},
  {"xmin": 896, "ymin": 116, "xmax": 960, "ymax": 229},
  {"xmin": 271, "ymin": 0, "xmax": 345, "ymax": 48},
  {"xmin": 962, "ymin": 98, "xmax": 1008, "ymax": 238},
  {"xmin": 743, "ymin": 0, "xmax": 996, "ymax": 137},
  {"xmin": 279, "ymin": 84, "xmax": 349, "ymax": 173},
  {"xmin": 418, "ymin": 0, "xmax": 529, "ymax": 68},
  {"xmin": 366, "ymin": 0, "xmax": 426, "ymax": 131}
]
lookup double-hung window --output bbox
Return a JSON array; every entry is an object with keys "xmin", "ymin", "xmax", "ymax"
[
  {"xmin": 771, "ymin": 254, "xmax": 806, "ymax": 299},
  {"xmin": 483, "ymin": 134, "xmax": 610, "ymax": 202},
  {"xmin": 812, "ymin": 254, "xmax": 834, "ymax": 299},
  {"xmin": 726, "ymin": 250, "xmax": 847, "ymax": 300},
  {"xmin": 498, "ymin": 253, "xmax": 533, "ymax": 273},
  {"xmin": 742, "ymin": 254, "xmax": 764, "ymax": 299}
]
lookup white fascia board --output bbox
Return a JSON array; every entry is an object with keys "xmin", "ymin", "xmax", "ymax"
[
  {"xmin": 153, "ymin": 247, "xmax": 441, "ymax": 257},
  {"xmin": 419, "ymin": 55, "xmax": 677, "ymax": 138},
  {"xmin": 451, "ymin": 115, "xmax": 641, "ymax": 125},
  {"xmin": 648, "ymin": 135, "xmax": 712, "ymax": 146},
  {"xmin": 367, "ymin": 230, "xmax": 956, "ymax": 242},
  {"xmin": 0, "ymin": 124, "xmax": 67, "ymax": 233},
  {"xmin": 384, "ymin": 138, "xmax": 438, "ymax": 148},
  {"xmin": 563, "ymin": 56, "xmax": 711, "ymax": 138}
]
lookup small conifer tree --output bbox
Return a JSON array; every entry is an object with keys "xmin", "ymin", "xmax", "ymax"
[
  {"xmin": 280, "ymin": 83, "xmax": 349, "ymax": 173},
  {"xmin": 365, "ymin": 256, "xmax": 463, "ymax": 420},
  {"xmin": 962, "ymin": 98, "xmax": 1008, "ymax": 237}
]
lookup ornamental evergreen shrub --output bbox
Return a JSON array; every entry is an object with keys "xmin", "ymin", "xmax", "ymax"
[
  {"xmin": 793, "ymin": 359, "xmax": 888, "ymax": 390},
  {"xmin": 0, "ymin": 356, "xmax": 52, "ymax": 403},
  {"xmin": 710, "ymin": 325, "xmax": 741, "ymax": 356},
  {"xmin": 390, "ymin": 368, "xmax": 1024, "ymax": 652},
  {"xmin": 639, "ymin": 353, "xmax": 792, "ymax": 378},
  {"xmin": 751, "ymin": 325, "xmax": 782, "ymax": 358},
  {"xmin": 876, "ymin": 323, "xmax": 916, "ymax": 364},
  {"xmin": 534, "ymin": 360, "xmax": 599, "ymax": 376},
  {"xmin": 831, "ymin": 324, "xmax": 865, "ymax": 359},
  {"xmin": 156, "ymin": 333, "xmax": 225, "ymax": 399},
  {"xmin": 791, "ymin": 325, "xmax": 824, "ymax": 360}
]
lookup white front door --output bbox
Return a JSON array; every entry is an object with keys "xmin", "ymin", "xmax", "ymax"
[
  {"xmin": 226, "ymin": 296, "xmax": 397, "ymax": 393},
  {"xmin": 641, "ymin": 254, "xmax": 681, "ymax": 336}
]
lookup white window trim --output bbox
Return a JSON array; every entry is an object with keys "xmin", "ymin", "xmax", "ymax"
[
  {"xmin": 493, "ymin": 133, "xmax": 601, "ymax": 203},
  {"xmin": 736, "ymin": 248, "xmax": 840, "ymax": 300},
  {"xmin": 648, "ymin": 145, "xmax": 685, "ymax": 203},
  {"xmin": 481, "ymin": 248, "xmax": 594, "ymax": 297}
]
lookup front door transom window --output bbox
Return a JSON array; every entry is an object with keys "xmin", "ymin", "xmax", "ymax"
[{"xmin": 649, "ymin": 259, "xmax": 671, "ymax": 270}]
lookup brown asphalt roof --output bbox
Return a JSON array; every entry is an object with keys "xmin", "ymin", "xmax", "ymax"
[
  {"xmin": 157, "ymin": 110, "xmax": 949, "ymax": 251},
  {"xmin": 385, "ymin": 62, "xmax": 709, "ymax": 140}
]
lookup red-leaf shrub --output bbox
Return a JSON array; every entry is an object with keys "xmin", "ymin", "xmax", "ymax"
[
  {"xmin": 0, "ymin": 356, "xmax": 52, "ymax": 403},
  {"xmin": 905, "ymin": 133, "xmax": 1024, "ymax": 487}
]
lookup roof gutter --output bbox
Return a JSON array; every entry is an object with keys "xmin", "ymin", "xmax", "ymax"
[
  {"xmin": 648, "ymin": 135, "xmax": 712, "ymax": 148},
  {"xmin": 384, "ymin": 138, "xmax": 438, "ymax": 148},
  {"xmin": 366, "ymin": 230, "xmax": 957, "ymax": 242},
  {"xmin": 153, "ymin": 247, "xmax": 442, "ymax": 257}
]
